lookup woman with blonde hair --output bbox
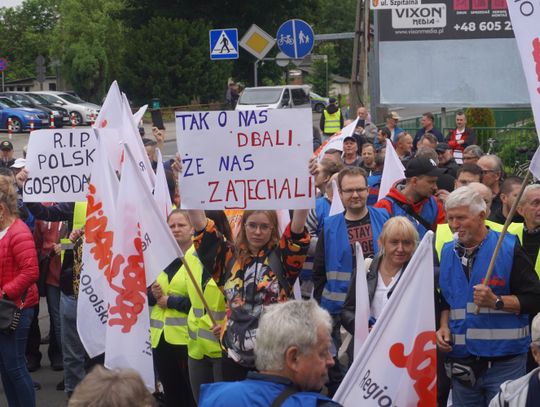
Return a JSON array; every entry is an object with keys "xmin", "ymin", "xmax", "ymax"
[
  {"xmin": 341, "ymin": 216, "xmax": 419, "ymax": 335},
  {"xmin": 188, "ymin": 208, "xmax": 310, "ymax": 382},
  {"xmin": 0, "ymin": 175, "xmax": 39, "ymax": 407}
]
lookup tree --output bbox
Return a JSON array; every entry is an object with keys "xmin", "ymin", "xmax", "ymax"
[
  {"xmin": 0, "ymin": 0, "xmax": 59, "ymax": 81},
  {"xmin": 51, "ymin": 0, "xmax": 126, "ymax": 101},
  {"xmin": 117, "ymin": 17, "xmax": 233, "ymax": 106}
]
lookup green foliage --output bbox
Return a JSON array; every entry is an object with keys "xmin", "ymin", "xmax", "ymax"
[
  {"xmin": 464, "ymin": 108, "xmax": 496, "ymax": 128},
  {"xmin": 305, "ymin": 43, "xmax": 338, "ymax": 97},
  {"xmin": 0, "ymin": 0, "xmax": 59, "ymax": 80},
  {"xmin": 494, "ymin": 128, "xmax": 538, "ymax": 168},
  {"xmin": 117, "ymin": 17, "xmax": 232, "ymax": 106},
  {"xmin": 51, "ymin": 0, "xmax": 126, "ymax": 101}
]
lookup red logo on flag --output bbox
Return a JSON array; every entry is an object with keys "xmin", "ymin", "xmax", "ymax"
[
  {"xmin": 389, "ymin": 331, "xmax": 437, "ymax": 407},
  {"xmin": 533, "ymin": 37, "xmax": 540, "ymax": 94}
]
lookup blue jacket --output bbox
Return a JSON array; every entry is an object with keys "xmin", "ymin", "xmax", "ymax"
[
  {"xmin": 320, "ymin": 207, "xmax": 389, "ymax": 315},
  {"xmin": 199, "ymin": 372, "xmax": 341, "ymax": 407},
  {"xmin": 385, "ymin": 195, "xmax": 439, "ymax": 239},
  {"xmin": 439, "ymin": 230, "xmax": 530, "ymax": 358}
]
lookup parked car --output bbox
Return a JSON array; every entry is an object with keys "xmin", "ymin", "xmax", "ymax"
[
  {"xmin": 235, "ymin": 85, "xmax": 311, "ymax": 110},
  {"xmin": 0, "ymin": 92, "xmax": 70, "ymax": 128},
  {"xmin": 0, "ymin": 97, "xmax": 49, "ymax": 133},
  {"xmin": 310, "ymin": 92, "xmax": 329, "ymax": 113},
  {"xmin": 29, "ymin": 91, "xmax": 100, "ymax": 125}
]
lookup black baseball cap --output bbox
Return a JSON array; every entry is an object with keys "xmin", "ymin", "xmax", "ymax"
[
  {"xmin": 343, "ymin": 135, "xmax": 356, "ymax": 143},
  {"xmin": 0, "ymin": 140, "xmax": 13, "ymax": 151},
  {"xmin": 405, "ymin": 157, "xmax": 444, "ymax": 178},
  {"xmin": 435, "ymin": 142, "xmax": 450, "ymax": 153}
]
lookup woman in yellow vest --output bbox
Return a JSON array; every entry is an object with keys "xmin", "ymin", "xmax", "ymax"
[
  {"xmin": 149, "ymin": 209, "xmax": 195, "ymax": 407},
  {"xmin": 186, "ymin": 211, "xmax": 231, "ymax": 403}
]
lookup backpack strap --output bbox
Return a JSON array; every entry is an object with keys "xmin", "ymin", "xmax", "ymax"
[
  {"xmin": 271, "ymin": 386, "xmax": 299, "ymax": 407},
  {"xmin": 390, "ymin": 198, "xmax": 434, "ymax": 232},
  {"xmin": 268, "ymin": 248, "xmax": 292, "ymax": 298}
]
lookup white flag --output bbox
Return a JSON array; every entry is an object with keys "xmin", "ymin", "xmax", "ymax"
[
  {"xmin": 328, "ymin": 179, "xmax": 345, "ymax": 216},
  {"xmin": 105, "ymin": 149, "xmax": 154, "ymax": 389},
  {"xmin": 334, "ymin": 232, "xmax": 437, "ymax": 407},
  {"xmin": 353, "ymin": 242, "xmax": 369, "ymax": 358},
  {"xmin": 77, "ymin": 130, "xmax": 119, "ymax": 358},
  {"xmin": 133, "ymin": 105, "xmax": 148, "ymax": 128},
  {"xmin": 315, "ymin": 118, "xmax": 359, "ymax": 161},
  {"xmin": 122, "ymin": 144, "xmax": 182, "ymax": 284},
  {"xmin": 154, "ymin": 148, "xmax": 173, "ymax": 219},
  {"xmin": 506, "ymin": 3, "xmax": 540, "ymax": 179},
  {"xmin": 121, "ymin": 93, "xmax": 155, "ymax": 189},
  {"xmin": 378, "ymin": 141, "xmax": 405, "ymax": 200}
]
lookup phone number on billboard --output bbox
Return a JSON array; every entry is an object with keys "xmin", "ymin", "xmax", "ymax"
[{"xmin": 453, "ymin": 20, "xmax": 512, "ymax": 32}]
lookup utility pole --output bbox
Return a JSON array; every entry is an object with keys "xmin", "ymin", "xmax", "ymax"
[{"xmin": 350, "ymin": 0, "xmax": 370, "ymax": 117}]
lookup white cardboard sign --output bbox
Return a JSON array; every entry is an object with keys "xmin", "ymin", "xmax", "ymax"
[
  {"xmin": 177, "ymin": 109, "xmax": 315, "ymax": 210},
  {"xmin": 24, "ymin": 129, "xmax": 97, "ymax": 202}
]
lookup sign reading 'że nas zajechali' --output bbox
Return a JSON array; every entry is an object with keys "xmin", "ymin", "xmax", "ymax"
[{"xmin": 176, "ymin": 109, "xmax": 315, "ymax": 210}]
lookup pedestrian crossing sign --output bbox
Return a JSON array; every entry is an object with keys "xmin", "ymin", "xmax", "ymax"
[{"xmin": 209, "ymin": 29, "xmax": 239, "ymax": 60}]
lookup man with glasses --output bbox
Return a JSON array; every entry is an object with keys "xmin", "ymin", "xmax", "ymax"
[
  {"xmin": 478, "ymin": 155, "xmax": 504, "ymax": 217},
  {"xmin": 312, "ymin": 166, "xmax": 389, "ymax": 396},
  {"xmin": 463, "ymin": 145, "xmax": 485, "ymax": 165},
  {"xmin": 375, "ymin": 156, "xmax": 446, "ymax": 238}
]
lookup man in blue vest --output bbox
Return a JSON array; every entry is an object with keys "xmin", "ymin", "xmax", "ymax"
[
  {"xmin": 313, "ymin": 166, "xmax": 389, "ymax": 395},
  {"xmin": 375, "ymin": 156, "xmax": 446, "ymax": 238},
  {"xmin": 199, "ymin": 300, "xmax": 342, "ymax": 407},
  {"xmin": 436, "ymin": 186, "xmax": 540, "ymax": 406}
]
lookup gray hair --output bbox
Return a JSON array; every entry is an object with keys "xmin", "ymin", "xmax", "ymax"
[
  {"xmin": 463, "ymin": 145, "xmax": 484, "ymax": 158},
  {"xmin": 520, "ymin": 184, "xmax": 540, "ymax": 206},
  {"xmin": 254, "ymin": 300, "xmax": 332, "ymax": 372},
  {"xmin": 415, "ymin": 147, "xmax": 439, "ymax": 164},
  {"xmin": 445, "ymin": 186, "xmax": 486, "ymax": 215}
]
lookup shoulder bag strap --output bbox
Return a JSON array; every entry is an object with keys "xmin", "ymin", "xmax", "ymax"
[
  {"xmin": 268, "ymin": 248, "xmax": 291, "ymax": 298},
  {"xmin": 271, "ymin": 386, "xmax": 299, "ymax": 407}
]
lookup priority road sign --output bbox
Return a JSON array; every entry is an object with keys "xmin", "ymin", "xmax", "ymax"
[
  {"xmin": 0, "ymin": 58, "xmax": 8, "ymax": 72},
  {"xmin": 209, "ymin": 29, "xmax": 239, "ymax": 60},
  {"xmin": 276, "ymin": 19, "xmax": 314, "ymax": 59}
]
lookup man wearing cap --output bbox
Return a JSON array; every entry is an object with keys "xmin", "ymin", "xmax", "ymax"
[
  {"xmin": 375, "ymin": 156, "xmax": 446, "ymax": 238},
  {"xmin": 385, "ymin": 111, "xmax": 404, "ymax": 143},
  {"xmin": 320, "ymin": 98, "xmax": 344, "ymax": 140},
  {"xmin": 489, "ymin": 312, "xmax": 540, "ymax": 406},
  {"xmin": 10, "ymin": 158, "xmax": 26, "ymax": 176},
  {"xmin": 413, "ymin": 112, "xmax": 445, "ymax": 151},
  {"xmin": 436, "ymin": 143, "xmax": 460, "ymax": 178},
  {"xmin": 342, "ymin": 135, "xmax": 361, "ymax": 167},
  {"xmin": 437, "ymin": 186, "xmax": 540, "ymax": 406},
  {"xmin": 1, "ymin": 140, "xmax": 16, "ymax": 168}
]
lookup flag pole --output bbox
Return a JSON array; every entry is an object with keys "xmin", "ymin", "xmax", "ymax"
[{"xmin": 475, "ymin": 170, "xmax": 532, "ymax": 314}]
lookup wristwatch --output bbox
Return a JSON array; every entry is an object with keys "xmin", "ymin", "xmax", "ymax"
[{"xmin": 494, "ymin": 295, "xmax": 504, "ymax": 310}]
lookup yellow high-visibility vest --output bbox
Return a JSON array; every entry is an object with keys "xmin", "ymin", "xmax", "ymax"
[
  {"xmin": 150, "ymin": 259, "xmax": 189, "ymax": 348},
  {"xmin": 60, "ymin": 201, "xmax": 87, "ymax": 264},
  {"xmin": 186, "ymin": 247, "xmax": 226, "ymax": 359},
  {"xmin": 323, "ymin": 110, "xmax": 341, "ymax": 135}
]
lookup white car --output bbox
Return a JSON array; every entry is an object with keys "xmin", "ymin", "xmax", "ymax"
[
  {"xmin": 29, "ymin": 91, "xmax": 100, "ymax": 125},
  {"xmin": 235, "ymin": 85, "xmax": 311, "ymax": 110}
]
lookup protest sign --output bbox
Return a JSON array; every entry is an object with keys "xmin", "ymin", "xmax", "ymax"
[
  {"xmin": 177, "ymin": 109, "xmax": 314, "ymax": 210},
  {"xmin": 24, "ymin": 129, "xmax": 97, "ymax": 202}
]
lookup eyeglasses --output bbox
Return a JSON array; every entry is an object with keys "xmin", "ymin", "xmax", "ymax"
[
  {"xmin": 245, "ymin": 222, "xmax": 273, "ymax": 232},
  {"xmin": 481, "ymin": 169, "xmax": 498, "ymax": 175},
  {"xmin": 341, "ymin": 187, "xmax": 368, "ymax": 195},
  {"xmin": 463, "ymin": 156, "xmax": 477, "ymax": 160}
]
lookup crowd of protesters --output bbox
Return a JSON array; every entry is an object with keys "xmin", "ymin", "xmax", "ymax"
[{"xmin": 1, "ymin": 103, "xmax": 540, "ymax": 407}]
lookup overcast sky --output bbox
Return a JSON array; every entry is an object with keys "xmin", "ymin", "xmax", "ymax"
[{"xmin": 1, "ymin": 0, "xmax": 24, "ymax": 8}]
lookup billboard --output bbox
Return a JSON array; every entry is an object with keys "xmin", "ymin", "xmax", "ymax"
[{"xmin": 376, "ymin": 0, "xmax": 530, "ymax": 106}]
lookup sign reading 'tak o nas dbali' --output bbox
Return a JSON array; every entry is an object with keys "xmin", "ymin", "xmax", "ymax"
[{"xmin": 176, "ymin": 109, "xmax": 315, "ymax": 210}]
